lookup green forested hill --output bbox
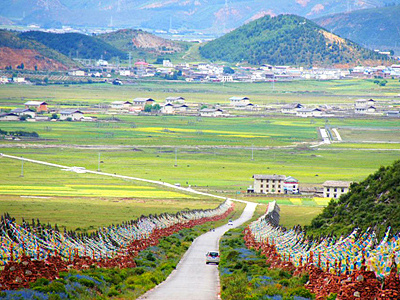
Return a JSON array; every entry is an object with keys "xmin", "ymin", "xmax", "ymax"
[
  {"xmin": 19, "ymin": 31, "xmax": 126, "ymax": 61},
  {"xmin": 199, "ymin": 14, "xmax": 388, "ymax": 67},
  {"xmin": 307, "ymin": 160, "xmax": 400, "ymax": 238}
]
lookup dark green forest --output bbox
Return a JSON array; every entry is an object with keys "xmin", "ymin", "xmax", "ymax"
[
  {"xmin": 200, "ymin": 14, "xmax": 388, "ymax": 66},
  {"xmin": 19, "ymin": 31, "xmax": 126, "ymax": 61},
  {"xmin": 306, "ymin": 160, "xmax": 400, "ymax": 239}
]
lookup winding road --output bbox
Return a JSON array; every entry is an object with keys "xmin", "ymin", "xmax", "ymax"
[{"xmin": 139, "ymin": 202, "xmax": 257, "ymax": 300}]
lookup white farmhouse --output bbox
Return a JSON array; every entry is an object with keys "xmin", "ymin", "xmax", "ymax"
[
  {"xmin": 252, "ymin": 174, "xmax": 286, "ymax": 194},
  {"xmin": 132, "ymin": 98, "xmax": 155, "ymax": 110},
  {"xmin": 322, "ymin": 181, "xmax": 351, "ymax": 199},
  {"xmin": 111, "ymin": 101, "xmax": 132, "ymax": 110},
  {"xmin": 296, "ymin": 108, "xmax": 323, "ymax": 117},
  {"xmin": 165, "ymin": 96, "xmax": 185, "ymax": 104},
  {"xmin": 281, "ymin": 103, "xmax": 304, "ymax": 114},
  {"xmin": 0, "ymin": 113, "xmax": 19, "ymax": 121},
  {"xmin": 161, "ymin": 103, "xmax": 175, "ymax": 114},
  {"xmin": 229, "ymin": 96, "xmax": 250, "ymax": 106},
  {"xmin": 199, "ymin": 108, "xmax": 224, "ymax": 117},
  {"xmin": 59, "ymin": 110, "xmax": 84, "ymax": 121},
  {"xmin": 10, "ymin": 108, "xmax": 36, "ymax": 119}
]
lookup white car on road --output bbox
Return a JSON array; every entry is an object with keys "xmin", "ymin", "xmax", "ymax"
[{"xmin": 205, "ymin": 251, "xmax": 220, "ymax": 265}]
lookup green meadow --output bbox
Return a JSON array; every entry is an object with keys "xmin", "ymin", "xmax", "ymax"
[
  {"xmin": 1, "ymin": 78, "xmax": 400, "ymax": 109},
  {"xmin": 0, "ymin": 80, "xmax": 399, "ymax": 230}
]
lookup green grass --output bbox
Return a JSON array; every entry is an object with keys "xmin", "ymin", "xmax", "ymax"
[
  {"xmin": 0, "ymin": 195, "xmax": 221, "ymax": 232},
  {"xmin": 1, "ymin": 78, "xmax": 400, "ymax": 108},
  {"xmin": 0, "ymin": 80, "xmax": 399, "ymax": 233}
]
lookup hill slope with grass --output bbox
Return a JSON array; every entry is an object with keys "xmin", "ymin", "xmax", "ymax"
[
  {"xmin": 199, "ymin": 14, "xmax": 389, "ymax": 67},
  {"xmin": 0, "ymin": 30, "xmax": 76, "ymax": 70},
  {"xmin": 306, "ymin": 160, "xmax": 400, "ymax": 238},
  {"xmin": 314, "ymin": 5, "xmax": 400, "ymax": 52}
]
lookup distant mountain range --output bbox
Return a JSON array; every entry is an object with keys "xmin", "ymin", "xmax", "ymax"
[
  {"xmin": 314, "ymin": 5, "xmax": 400, "ymax": 52},
  {"xmin": 0, "ymin": 13, "xmax": 392, "ymax": 71},
  {"xmin": 200, "ymin": 15, "xmax": 388, "ymax": 67},
  {"xmin": 1, "ymin": 0, "xmax": 400, "ymax": 35}
]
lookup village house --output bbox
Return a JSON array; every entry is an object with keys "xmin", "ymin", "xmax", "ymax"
[
  {"xmin": 132, "ymin": 98, "xmax": 155, "ymax": 110},
  {"xmin": 199, "ymin": 108, "xmax": 224, "ymax": 117},
  {"xmin": 119, "ymin": 70, "xmax": 132, "ymax": 76},
  {"xmin": 0, "ymin": 76, "xmax": 9, "ymax": 84},
  {"xmin": 234, "ymin": 103, "xmax": 257, "ymax": 111},
  {"xmin": 219, "ymin": 75, "xmax": 234, "ymax": 82},
  {"xmin": 322, "ymin": 181, "xmax": 351, "ymax": 199},
  {"xmin": 161, "ymin": 103, "xmax": 175, "ymax": 114},
  {"xmin": 252, "ymin": 174, "xmax": 286, "ymax": 194},
  {"xmin": 283, "ymin": 176, "xmax": 299, "ymax": 194},
  {"xmin": 111, "ymin": 101, "xmax": 132, "ymax": 110},
  {"xmin": 10, "ymin": 108, "xmax": 36, "ymax": 119},
  {"xmin": 173, "ymin": 104, "xmax": 189, "ymax": 113},
  {"xmin": 0, "ymin": 113, "xmax": 19, "ymax": 121},
  {"xmin": 296, "ymin": 108, "xmax": 323, "ymax": 117},
  {"xmin": 68, "ymin": 70, "xmax": 85, "ymax": 76},
  {"xmin": 59, "ymin": 110, "xmax": 84, "ymax": 121},
  {"xmin": 354, "ymin": 99, "xmax": 377, "ymax": 114},
  {"xmin": 165, "ymin": 96, "xmax": 185, "ymax": 104},
  {"xmin": 281, "ymin": 103, "xmax": 304, "ymax": 114},
  {"xmin": 24, "ymin": 101, "xmax": 48, "ymax": 112},
  {"xmin": 12, "ymin": 77, "xmax": 26, "ymax": 83},
  {"xmin": 355, "ymin": 105, "xmax": 377, "ymax": 114},
  {"xmin": 229, "ymin": 96, "xmax": 250, "ymax": 106}
]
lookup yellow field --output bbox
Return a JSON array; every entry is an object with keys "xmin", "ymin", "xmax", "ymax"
[{"xmin": 0, "ymin": 185, "xmax": 195, "ymax": 199}]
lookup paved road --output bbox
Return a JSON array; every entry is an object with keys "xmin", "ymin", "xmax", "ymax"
[{"xmin": 139, "ymin": 202, "xmax": 258, "ymax": 300}]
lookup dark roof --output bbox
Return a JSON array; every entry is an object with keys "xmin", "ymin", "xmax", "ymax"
[
  {"xmin": 11, "ymin": 108, "xmax": 34, "ymax": 113},
  {"xmin": 282, "ymin": 103, "xmax": 303, "ymax": 109}
]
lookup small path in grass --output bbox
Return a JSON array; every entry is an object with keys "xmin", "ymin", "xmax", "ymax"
[{"xmin": 138, "ymin": 202, "xmax": 257, "ymax": 300}]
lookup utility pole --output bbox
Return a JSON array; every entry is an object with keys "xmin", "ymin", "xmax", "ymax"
[
  {"xmin": 174, "ymin": 148, "xmax": 178, "ymax": 167},
  {"xmin": 20, "ymin": 159, "xmax": 24, "ymax": 177},
  {"xmin": 97, "ymin": 153, "xmax": 101, "ymax": 172}
]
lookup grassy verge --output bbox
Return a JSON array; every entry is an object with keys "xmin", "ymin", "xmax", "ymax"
[
  {"xmin": 1, "ymin": 202, "xmax": 245, "ymax": 299},
  {"xmin": 219, "ymin": 226, "xmax": 313, "ymax": 300},
  {"xmin": 0, "ymin": 195, "xmax": 222, "ymax": 232}
]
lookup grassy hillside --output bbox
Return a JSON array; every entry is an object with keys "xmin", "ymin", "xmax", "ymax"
[
  {"xmin": 97, "ymin": 28, "xmax": 189, "ymax": 62},
  {"xmin": 19, "ymin": 31, "xmax": 126, "ymax": 61},
  {"xmin": 306, "ymin": 160, "xmax": 400, "ymax": 238},
  {"xmin": 200, "ymin": 14, "xmax": 389, "ymax": 67},
  {"xmin": 314, "ymin": 5, "xmax": 400, "ymax": 52},
  {"xmin": 0, "ymin": 29, "xmax": 76, "ymax": 70}
]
